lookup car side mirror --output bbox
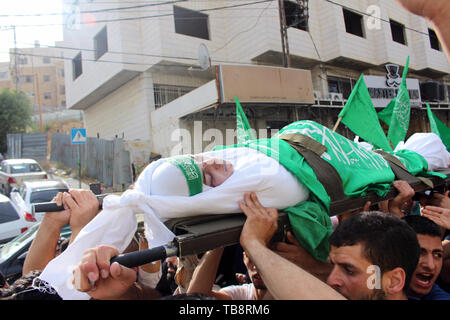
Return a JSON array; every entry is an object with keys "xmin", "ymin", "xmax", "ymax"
[{"xmin": 11, "ymin": 187, "xmax": 18, "ymax": 193}]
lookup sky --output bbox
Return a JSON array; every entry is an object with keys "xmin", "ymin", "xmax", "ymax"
[{"xmin": 0, "ymin": 0, "xmax": 65, "ymax": 62}]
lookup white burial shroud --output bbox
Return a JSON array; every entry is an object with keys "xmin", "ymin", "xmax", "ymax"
[
  {"xmin": 394, "ymin": 132, "xmax": 450, "ymax": 171},
  {"xmin": 38, "ymin": 147, "xmax": 310, "ymax": 299}
]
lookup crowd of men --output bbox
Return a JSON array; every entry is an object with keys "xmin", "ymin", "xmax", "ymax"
[{"xmin": 1, "ymin": 181, "xmax": 450, "ymax": 301}]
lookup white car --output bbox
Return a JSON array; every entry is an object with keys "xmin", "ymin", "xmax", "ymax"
[
  {"xmin": 0, "ymin": 194, "xmax": 32, "ymax": 245},
  {"xmin": 0, "ymin": 159, "xmax": 48, "ymax": 195},
  {"xmin": 10, "ymin": 180, "xmax": 69, "ymax": 223}
]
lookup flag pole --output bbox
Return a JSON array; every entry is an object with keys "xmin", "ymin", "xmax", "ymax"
[{"xmin": 332, "ymin": 117, "xmax": 342, "ymax": 132}]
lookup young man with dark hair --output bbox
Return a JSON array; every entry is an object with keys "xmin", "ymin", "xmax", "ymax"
[
  {"xmin": 403, "ymin": 215, "xmax": 450, "ymax": 300},
  {"xmin": 326, "ymin": 211, "xmax": 421, "ymax": 300},
  {"xmin": 239, "ymin": 193, "xmax": 421, "ymax": 300}
]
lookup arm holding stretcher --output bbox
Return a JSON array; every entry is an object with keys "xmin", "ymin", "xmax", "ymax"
[
  {"xmin": 71, "ymin": 245, "xmax": 161, "ymax": 300},
  {"xmin": 23, "ymin": 189, "xmax": 100, "ymax": 275},
  {"xmin": 239, "ymin": 193, "xmax": 345, "ymax": 300}
]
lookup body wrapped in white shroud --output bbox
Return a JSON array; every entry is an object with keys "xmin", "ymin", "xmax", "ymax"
[{"xmin": 38, "ymin": 147, "xmax": 310, "ymax": 299}]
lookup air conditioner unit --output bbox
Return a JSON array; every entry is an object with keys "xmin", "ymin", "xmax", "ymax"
[
  {"xmin": 420, "ymin": 82, "xmax": 447, "ymax": 102},
  {"xmin": 313, "ymin": 91, "xmax": 322, "ymax": 100},
  {"xmin": 328, "ymin": 93, "xmax": 344, "ymax": 101}
]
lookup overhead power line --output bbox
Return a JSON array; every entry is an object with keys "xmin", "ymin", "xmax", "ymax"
[
  {"xmin": 323, "ymin": 0, "xmax": 430, "ymax": 37},
  {"xmin": 0, "ymin": 0, "xmax": 188, "ymax": 17},
  {"xmin": 2, "ymin": 0, "xmax": 274, "ymax": 28},
  {"xmin": 5, "ymin": 48, "xmax": 278, "ymax": 70}
]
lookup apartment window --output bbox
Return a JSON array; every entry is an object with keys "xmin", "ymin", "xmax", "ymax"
[
  {"xmin": 44, "ymin": 92, "xmax": 52, "ymax": 100},
  {"xmin": 43, "ymin": 57, "xmax": 51, "ymax": 64},
  {"xmin": 94, "ymin": 27, "xmax": 108, "ymax": 60},
  {"xmin": 43, "ymin": 75, "xmax": 51, "ymax": 82},
  {"xmin": 60, "ymin": 85, "xmax": 65, "ymax": 95},
  {"xmin": 328, "ymin": 76, "xmax": 356, "ymax": 99},
  {"xmin": 390, "ymin": 19, "xmax": 407, "ymax": 45},
  {"xmin": 343, "ymin": 9, "xmax": 364, "ymax": 38},
  {"xmin": 284, "ymin": 0, "xmax": 308, "ymax": 31},
  {"xmin": 173, "ymin": 6, "xmax": 209, "ymax": 40},
  {"xmin": 17, "ymin": 56, "xmax": 28, "ymax": 65},
  {"xmin": 0, "ymin": 72, "xmax": 8, "ymax": 79},
  {"xmin": 61, "ymin": 100, "xmax": 66, "ymax": 107},
  {"xmin": 58, "ymin": 69, "xmax": 65, "ymax": 77},
  {"xmin": 429, "ymin": 29, "xmax": 441, "ymax": 51},
  {"xmin": 154, "ymin": 84, "xmax": 196, "ymax": 109},
  {"xmin": 72, "ymin": 52, "xmax": 82, "ymax": 80},
  {"xmin": 14, "ymin": 75, "xmax": 33, "ymax": 84}
]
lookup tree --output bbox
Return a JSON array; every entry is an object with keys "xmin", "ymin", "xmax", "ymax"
[{"xmin": 0, "ymin": 88, "xmax": 33, "ymax": 154}]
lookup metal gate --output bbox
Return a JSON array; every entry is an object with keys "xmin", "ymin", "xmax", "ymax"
[
  {"xmin": 50, "ymin": 133, "xmax": 132, "ymax": 187},
  {"xmin": 6, "ymin": 133, "xmax": 48, "ymax": 160}
]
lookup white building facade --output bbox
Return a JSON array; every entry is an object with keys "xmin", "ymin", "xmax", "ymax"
[{"xmin": 61, "ymin": 0, "xmax": 450, "ymax": 156}]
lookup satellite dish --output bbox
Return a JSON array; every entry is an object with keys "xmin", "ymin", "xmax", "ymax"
[{"xmin": 198, "ymin": 44, "xmax": 211, "ymax": 70}]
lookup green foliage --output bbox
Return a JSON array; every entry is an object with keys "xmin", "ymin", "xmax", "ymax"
[{"xmin": 0, "ymin": 88, "xmax": 33, "ymax": 153}]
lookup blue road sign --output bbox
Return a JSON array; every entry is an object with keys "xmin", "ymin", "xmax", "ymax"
[{"xmin": 71, "ymin": 128, "xmax": 87, "ymax": 144}]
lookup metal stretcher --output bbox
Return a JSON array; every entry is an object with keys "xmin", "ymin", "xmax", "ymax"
[{"xmin": 31, "ymin": 168, "xmax": 450, "ymax": 268}]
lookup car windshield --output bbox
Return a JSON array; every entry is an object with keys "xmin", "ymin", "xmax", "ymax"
[
  {"xmin": 0, "ymin": 223, "xmax": 40, "ymax": 261},
  {"xmin": 0, "ymin": 223, "xmax": 71, "ymax": 262},
  {"xmin": 30, "ymin": 189, "xmax": 68, "ymax": 204},
  {"xmin": 10, "ymin": 163, "xmax": 42, "ymax": 174},
  {"xmin": 0, "ymin": 201, "xmax": 20, "ymax": 223}
]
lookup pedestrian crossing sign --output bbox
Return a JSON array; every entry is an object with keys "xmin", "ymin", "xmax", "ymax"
[{"xmin": 71, "ymin": 128, "xmax": 87, "ymax": 144}]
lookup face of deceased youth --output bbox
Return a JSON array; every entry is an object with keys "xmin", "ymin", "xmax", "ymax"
[{"xmin": 192, "ymin": 155, "xmax": 234, "ymax": 188}]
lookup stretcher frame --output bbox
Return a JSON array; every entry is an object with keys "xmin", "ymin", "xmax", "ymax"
[{"xmin": 108, "ymin": 168, "xmax": 450, "ymax": 267}]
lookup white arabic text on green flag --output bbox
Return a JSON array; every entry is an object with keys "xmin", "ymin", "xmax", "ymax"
[
  {"xmin": 337, "ymin": 74, "xmax": 393, "ymax": 151},
  {"xmin": 387, "ymin": 56, "xmax": 410, "ymax": 149},
  {"xmin": 235, "ymin": 96, "xmax": 256, "ymax": 144}
]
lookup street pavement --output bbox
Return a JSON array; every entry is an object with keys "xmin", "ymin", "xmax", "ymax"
[{"xmin": 48, "ymin": 172, "xmax": 90, "ymax": 190}]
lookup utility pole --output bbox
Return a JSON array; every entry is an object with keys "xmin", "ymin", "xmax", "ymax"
[
  {"xmin": 278, "ymin": 0, "xmax": 291, "ymax": 68},
  {"xmin": 13, "ymin": 25, "xmax": 19, "ymax": 92},
  {"xmin": 35, "ymin": 73, "xmax": 43, "ymax": 132}
]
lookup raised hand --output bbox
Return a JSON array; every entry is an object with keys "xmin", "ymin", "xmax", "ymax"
[
  {"xmin": 422, "ymin": 205, "xmax": 450, "ymax": 231},
  {"xmin": 239, "ymin": 192, "xmax": 279, "ymax": 249},
  {"xmin": 72, "ymin": 245, "xmax": 138, "ymax": 300}
]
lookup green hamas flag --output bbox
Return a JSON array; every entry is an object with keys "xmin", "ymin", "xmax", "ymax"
[
  {"xmin": 235, "ymin": 97, "xmax": 256, "ymax": 144},
  {"xmin": 338, "ymin": 74, "xmax": 393, "ymax": 151},
  {"xmin": 377, "ymin": 98, "xmax": 395, "ymax": 126},
  {"xmin": 427, "ymin": 103, "xmax": 450, "ymax": 151},
  {"xmin": 387, "ymin": 56, "xmax": 410, "ymax": 148}
]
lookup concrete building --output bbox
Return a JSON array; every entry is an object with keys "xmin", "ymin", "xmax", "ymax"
[
  {"xmin": 0, "ymin": 62, "xmax": 12, "ymax": 90},
  {"xmin": 61, "ymin": 0, "xmax": 450, "ymax": 157},
  {"xmin": 0, "ymin": 42, "xmax": 67, "ymax": 116}
]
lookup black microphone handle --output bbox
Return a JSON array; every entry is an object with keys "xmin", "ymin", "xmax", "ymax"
[
  {"xmin": 32, "ymin": 194, "xmax": 106, "ymax": 213},
  {"xmin": 110, "ymin": 246, "xmax": 170, "ymax": 268}
]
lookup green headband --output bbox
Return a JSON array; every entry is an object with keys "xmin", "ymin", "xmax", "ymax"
[{"xmin": 166, "ymin": 156, "xmax": 203, "ymax": 196}]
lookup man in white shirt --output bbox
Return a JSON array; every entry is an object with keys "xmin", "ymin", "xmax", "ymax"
[{"xmin": 186, "ymin": 247, "xmax": 269, "ymax": 300}]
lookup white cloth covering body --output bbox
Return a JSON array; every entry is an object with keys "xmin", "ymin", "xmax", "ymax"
[
  {"xmin": 394, "ymin": 133, "xmax": 450, "ymax": 171},
  {"xmin": 355, "ymin": 133, "xmax": 450, "ymax": 171},
  {"xmin": 38, "ymin": 147, "xmax": 310, "ymax": 299}
]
